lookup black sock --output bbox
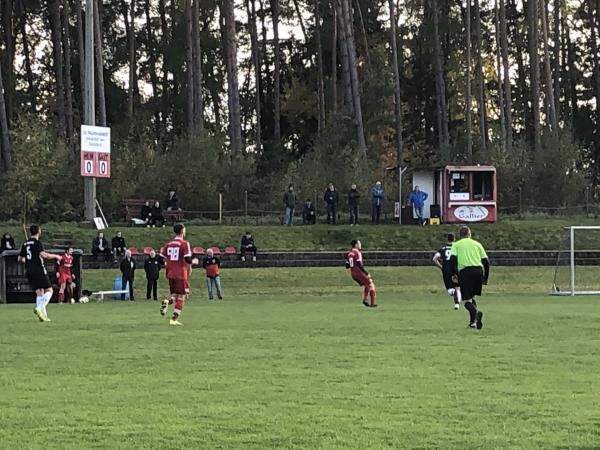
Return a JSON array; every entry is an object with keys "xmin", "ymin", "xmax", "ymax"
[
  {"xmin": 472, "ymin": 299, "xmax": 477, "ymax": 309},
  {"xmin": 464, "ymin": 301, "xmax": 477, "ymax": 324}
]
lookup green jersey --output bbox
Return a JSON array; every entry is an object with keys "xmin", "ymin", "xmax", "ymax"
[{"xmin": 450, "ymin": 237, "xmax": 488, "ymax": 271}]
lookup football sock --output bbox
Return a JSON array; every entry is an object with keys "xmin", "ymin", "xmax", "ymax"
[
  {"xmin": 168, "ymin": 295, "xmax": 175, "ymax": 305},
  {"xmin": 42, "ymin": 291, "xmax": 53, "ymax": 316},
  {"xmin": 472, "ymin": 299, "xmax": 477, "ymax": 308},
  {"xmin": 172, "ymin": 298, "xmax": 184, "ymax": 321},
  {"xmin": 464, "ymin": 301, "xmax": 477, "ymax": 324},
  {"xmin": 456, "ymin": 289, "xmax": 462, "ymax": 303},
  {"xmin": 36, "ymin": 296, "xmax": 44, "ymax": 311},
  {"xmin": 58, "ymin": 292, "xmax": 64, "ymax": 303},
  {"xmin": 363, "ymin": 286, "xmax": 369, "ymax": 301},
  {"xmin": 369, "ymin": 288, "xmax": 377, "ymax": 306}
]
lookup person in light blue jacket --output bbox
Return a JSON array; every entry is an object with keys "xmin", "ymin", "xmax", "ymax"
[
  {"xmin": 408, "ymin": 185, "xmax": 428, "ymax": 225},
  {"xmin": 371, "ymin": 181, "xmax": 384, "ymax": 224}
]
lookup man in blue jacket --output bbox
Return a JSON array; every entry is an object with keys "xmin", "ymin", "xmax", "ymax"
[
  {"xmin": 371, "ymin": 181, "xmax": 384, "ymax": 224},
  {"xmin": 409, "ymin": 185, "xmax": 428, "ymax": 225}
]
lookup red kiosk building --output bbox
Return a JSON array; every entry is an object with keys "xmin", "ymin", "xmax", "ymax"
[{"xmin": 410, "ymin": 165, "xmax": 497, "ymax": 223}]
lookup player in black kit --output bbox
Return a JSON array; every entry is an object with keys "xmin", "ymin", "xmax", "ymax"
[
  {"xmin": 432, "ymin": 233, "xmax": 461, "ymax": 310},
  {"xmin": 18, "ymin": 224, "xmax": 62, "ymax": 322}
]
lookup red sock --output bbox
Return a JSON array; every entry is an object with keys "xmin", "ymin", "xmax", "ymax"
[
  {"xmin": 172, "ymin": 298, "xmax": 184, "ymax": 320},
  {"xmin": 369, "ymin": 287, "xmax": 377, "ymax": 306},
  {"xmin": 168, "ymin": 295, "xmax": 175, "ymax": 305},
  {"xmin": 58, "ymin": 292, "xmax": 64, "ymax": 303},
  {"xmin": 363, "ymin": 286, "xmax": 369, "ymax": 301}
]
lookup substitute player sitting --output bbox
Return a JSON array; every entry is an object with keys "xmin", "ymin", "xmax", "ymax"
[
  {"xmin": 159, "ymin": 223, "xmax": 196, "ymax": 326},
  {"xmin": 57, "ymin": 248, "xmax": 75, "ymax": 304},
  {"xmin": 432, "ymin": 233, "xmax": 461, "ymax": 310},
  {"xmin": 346, "ymin": 239, "xmax": 377, "ymax": 308}
]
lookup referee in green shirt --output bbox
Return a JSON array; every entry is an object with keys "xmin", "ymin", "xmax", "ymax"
[{"xmin": 450, "ymin": 226, "xmax": 490, "ymax": 330}]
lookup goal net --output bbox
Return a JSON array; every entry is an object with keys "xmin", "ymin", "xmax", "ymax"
[{"xmin": 550, "ymin": 226, "xmax": 600, "ymax": 296}]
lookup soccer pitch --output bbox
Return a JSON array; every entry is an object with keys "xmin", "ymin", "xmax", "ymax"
[{"xmin": 1, "ymin": 267, "xmax": 599, "ymax": 449}]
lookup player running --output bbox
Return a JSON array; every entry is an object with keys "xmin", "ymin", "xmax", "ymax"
[
  {"xmin": 57, "ymin": 248, "xmax": 75, "ymax": 304},
  {"xmin": 432, "ymin": 233, "xmax": 461, "ymax": 310},
  {"xmin": 18, "ymin": 224, "xmax": 62, "ymax": 322},
  {"xmin": 159, "ymin": 223, "xmax": 196, "ymax": 326},
  {"xmin": 449, "ymin": 226, "xmax": 490, "ymax": 330},
  {"xmin": 346, "ymin": 239, "xmax": 377, "ymax": 307}
]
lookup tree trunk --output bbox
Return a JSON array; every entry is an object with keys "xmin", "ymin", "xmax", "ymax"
[
  {"xmin": 388, "ymin": 0, "xmax": 403, "ymax": 163},
  {"xmin": 271, "ymin": 0, "xmax": 281, "ymax": 144},
  {"xmin": 247, "ymin": 0, "xmax": 262, "ymax": 152},
  {"xmin": 0, "ymin": 66, "xmax": 11, "ymax": 170},
  {"xmin": 499, "ymin": 0, "xmax": 513, "ymax": 148},
  {"xmin": 94, "ymin": 0, "xmax": 106, "ymax": 126},
  {"xmin": 192, "ymin": 0, "xmax": 204, "ymax": 130},
  {"xmin": 528, "ymin": 0, "xmax": 541, "ymax": 152},
  {"xmin": 125, "ymin": 0, "xmax": 137, "ymax": 121},
  {"xmin": 75, "ymin": 0, "xmax": 85, "ymax": 115},
  {"xmin": 331, "ymin": 4, "xmax": 337, "ymax": 113},
  {"xmin": 144, "ymin": 0, "xmax": 159, "ymax": 98},
  {"xmin": 465, "ymin": 0, "xmax": 473, "ymax": 161},
  {"xmin": 336, "ymin": 0, "xmax": 353, "ymax": 114},
  {"xmin": 432, "ymin": 0, "xmax": 449, "ymax": 149},
  {"xmin": 61, "ymin": 0, "xmax": 74, "ymax": 143},
  {"xmin": 50, "ymin": 0, "xmax": 67, "ymax": 138},
  {"xmin": 1, "ymin": 0, "xmax": 14, "ymax": 122},
  {"xmin": 185, "ymin": 0, "xmax": 194, "ymax": 133},
  {"xmin": 494, "ymin": 0, "xmax": 506, "ymax": 151},
  {"xmin": 474, "ymin": 0, "xmax": 487, "ymax": 153},
  {"xmin": 315, "ymin": 0, "xmax": 326, "ymax": 132},
  {"xmin": 353, "ymin": 0, "xmax": 370, "ymax": 66},
  {"xmin": 540, "ymin": 0, "xmax": 557, "ymax": 130},
  {"xmin": 591, "ymin": 2, "xmax": 600, "ymax": 139},
  {"xmin": 292, "ymin": 0, "xmax": 307, "ymax": 41},
  {"xmin": 224, "ymin": 0, "xmax": 242, "ymax": 152},
  {"xmin": 552, "ymin": 0, "xmax": 561, "ymax": 118},
  {"xmin": 158, "ymin": 0, "xmax": 170, "ymax": 113},
  {"xmin": 17, "ymin": 0, "xmax": 36, "ymax": 113},
  {"xmin": 565, "ymin": 15, "xmax": 577, "ymax": 128}
]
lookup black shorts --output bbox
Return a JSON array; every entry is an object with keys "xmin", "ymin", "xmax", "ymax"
[
  {"xmin": 27, "ymin": 269, "xmax": 51, "ymax": 290},
  {"xmin": 458, "ymin": 266, "xmax": 484, "ymax": 300},
  {"xmin": 442, "ymin": 269, "xmax": 457, "ymax": 290}
]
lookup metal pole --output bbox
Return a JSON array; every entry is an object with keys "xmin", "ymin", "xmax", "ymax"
[
  {"xmin": 398, "ymin": 165, "xmax": 402, "ymax": 224},
  {"xmin": 219, "ymin": 193, "xmax": 223, "ymax": 224},
  {"xmin": 84, "ymin": 0, "xmax": 96, "ymax": 221},
  {"xmin": 245, "ymin": 190, "xmax": 248, "ymax": 216},
  {"xmin": 570, "ymin": 226, "xmax": 575, "ymax": 296}
]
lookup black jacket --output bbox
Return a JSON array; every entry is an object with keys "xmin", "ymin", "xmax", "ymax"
[
  {"xmin": 324, "ymin": 189, "xmax": 338, "ymax": 205},
  {"xmin": 120, "ymin": 257, "xmax": 136, "ymax": 279},
  {"xmin": 348, "ymin": 189, "xmax": 360, "ymax": 207},
  {"xmin": 302, "ymin": 203, "xmax": 315, "ymax": 218},
  {"xmin": 0, "ymin": 236, "xmax": 16, "ymax": 253},
  {"xmin": 283, "ymin": 191, "xmax": 297, "ymax": 208},
  {"xmin": 144, "ymin": 256, "xmax": 161, "ymax": 280},
  {"xmin": 141, "ymin": 204, "xmax": 152, "ymax": 219},
  {"xmin": 151, "ymin": 206, "xmax": 163, "ymax": 218},
  {"xmin": 112, "ymin": 236, "xmax": 126, "ymax": 251},
  {"xmin": 241, "ymin": 235, "xmax": 255, "ymax": 248},
  {"xmin": 166, "ymin": 194, "xmax": 179, "ymax": 210},
  {"xmin": 92, "ymin": 237, "xmax": 109, "ymax": 252}
]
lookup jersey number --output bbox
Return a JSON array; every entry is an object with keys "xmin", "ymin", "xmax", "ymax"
[
  {"xmin": 444, "ymin": 249, "xmax": 451, "ymax": 261},
  {"xmin": 26, "ymin": 246, "xmax": 32, "ymax": 260},
  {"xmin": 167, "ymin": 247, "xmax": 180, "ymax": 261},
  {"xmin": 347, "ymin": 257, "xmax": 354, "ymax": 268}
]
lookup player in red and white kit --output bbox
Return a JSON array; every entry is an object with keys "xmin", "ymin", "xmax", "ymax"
[
  {"xmin": 159, "ymin": 223, "xmax": 196, "ymax": 326},
  {"xmin": 346, "ymin": 239, "xmax": 377, "ymax": 307},
  {"xmin": 57, "ymin": 248, "xmax": 75, "ymax": 303}
]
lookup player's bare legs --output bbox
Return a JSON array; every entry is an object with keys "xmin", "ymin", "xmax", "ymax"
[
  {"xmin": 58, "ymin": 282, "xmax": 66, "ymax": 303},
  {"xmin": 367, "ymin": 278, "xmax": 377, "ymax": 307},
  {"xmin": 362, "ymin": 285, "xmax": 370, "ymax": 307},
  {"xmin": 160, "ymin": 294, "xmax": 176, "ymax": 316},
  {"xmin": 33, "ymin": 287, "xmax": 53, "ymax": 321}
]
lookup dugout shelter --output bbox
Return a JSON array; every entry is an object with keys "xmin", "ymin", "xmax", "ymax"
[
  {"xmin": 0, "ymin": 249, "xmax": 83, "ymax": 304},
  {"xmin": 411, "ymin": 165, "xmax": 497, "ymax": 224}
]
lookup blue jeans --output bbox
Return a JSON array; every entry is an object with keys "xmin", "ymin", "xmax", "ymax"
[
  {"xmin": 284, "ymin": 207, "xmax": 294, "ymax": 225},
  {"xmin": 206, "ymin": 276, "xmax": 222, "ymax": 299},
  {"xmin": 414, "ymin": 206, "xmax": 424, "ymax": 221}
]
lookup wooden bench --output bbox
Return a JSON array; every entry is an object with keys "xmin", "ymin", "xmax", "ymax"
[
  {"xmin": 91, "ymin": 290, "xmax": 129, "ymax": 302},
  {"xmin": 50, "ymin": 232, "xmax": 74, "ymax": 249},
  {"xmin": 123, "ymin": 199, "xmax": 184, "ymax": 225}
]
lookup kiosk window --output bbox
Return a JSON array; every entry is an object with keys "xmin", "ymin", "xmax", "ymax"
[
  {"xmin": 449, "ymin": 172, "xmax": 469, "ymax": 201},
  {"xmin": 473, "ymin": 172, "xmax": 493, "ymax": 200}
]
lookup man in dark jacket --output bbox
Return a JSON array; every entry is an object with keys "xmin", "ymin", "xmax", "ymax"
[
  {"xmin": 283, "ymin": 185, "xmax": 297, "ymax": 226},
  {"xmin": 324, "ymin": 183, "xmax": 338, "ymax": 225},
  {"xmin": 240, "ymin": 231, "xmax": 257, "ymax": 261},
  {"xmin": 165, "ymin": 189, "xmax": 181, "ymax": 211},
  {"xmin": 144, "ymin": 250, "xmax": 162, "ymax": 300},
  {"xmin": 302, "ymin": 200, "xmax": 316, "ymax": 225},
  {"xmin": 151, "ymin": 201, "xmax": 164, "ymax": 227},
  {"xmin": 120, "ymin": 250, "xmax": 136, "ymax": 301},
  {"xmin": 1, "ymin": 232, "xmax": 16, "ymax": 253},
  {"xmin": 348, "ymin": 184, "xmax": 360, "ymax": 225},
  {"xmin": 92, "ymin": 232, "xmax": 111, "ymax": 261},
  {"xmin": 141, "ymin": 201, "xmax": 152, "ymax": 226},
  {"xmin": 111, "ymin": 231, "xmax": 126, "ymax": 262}
]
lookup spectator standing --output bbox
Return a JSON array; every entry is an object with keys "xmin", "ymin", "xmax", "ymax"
[
  {"xmin": 165, "ymin": 189, "xmax": 181, "ymax": 211},
  {"xmin": 151, "ymin": 201, "xmax": 165, "ymax": 227},
  {"xmin": 348, "ymin": 184, "xmax": 360, "ymax": 226},
  {"xmin": 92, "ymin": 232, "xmax": 111, "ymax": 261},
  {"xmin": 144, "ymin": 250, "xmax": 162, "ymax": 300},
  {"xmin": 240, "ymin": 231, "xmax": 257, "ymax": 261},
  {"xmin": 302, "ymin": 200, "xmax": 316, "ymax": 225},
  {"xmin": 1, "ymin": 232, "xmax": 16, "ymax": 253},
  {"xmin": 371, "ymin": 181, "xmax": 385, "ymax": 224},
  {"xmin": 408, "ymin": 185, "xmax": 429, "ymax": 226},
  {"xmin": 111, "ymin": 231, "xmax": 126, "ymax": 262},
  {"xmin": 283, "ymin": 185, "xmax": 297, "ymax": 226},
  {"xmin": 120, "ymin": 250, "xmax": 136, "ymax": 301},
  {"xmin": 324, "ymin": 183, "xmax": 338, "ymax": 225},
  {"xmin": 202, "ymin": 248, "xmax": 223, "ymax": 300},
  {"xmin": 141, "ymin": 201, "xmax": 152, "ymax": 226}
]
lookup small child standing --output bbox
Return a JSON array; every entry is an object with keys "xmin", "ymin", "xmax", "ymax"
[{"xmin": 202, "ymin": 248, "xmax": 223, "ymax": 300}]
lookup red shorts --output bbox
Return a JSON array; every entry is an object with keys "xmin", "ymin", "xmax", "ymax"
[
  {"xmin": 351, "ymin": 272, "xmax": 371, "ymax": 287},
  {"xmin": 168, "ymin": 278, "xmax": 189, "ymax": 296},
  {"xmin": 58, "ymin": 273, "xmax": 72, "ymax": 285}
]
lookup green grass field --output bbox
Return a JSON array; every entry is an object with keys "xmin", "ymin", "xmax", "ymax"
[{"xmin": 1, "ymin": 267, "xmax": 600, "ymax": 449}]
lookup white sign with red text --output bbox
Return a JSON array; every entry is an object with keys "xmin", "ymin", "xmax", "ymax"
[{"xmin": 80, "ymin": 125, "xmax": 111, "ymax": 178}]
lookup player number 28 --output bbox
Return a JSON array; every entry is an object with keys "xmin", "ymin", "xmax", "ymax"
[{"xmin": 167, "ymin": 247, "xmax": 180, "ymax": 261}]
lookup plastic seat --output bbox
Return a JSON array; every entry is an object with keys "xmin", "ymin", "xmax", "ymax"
[
  {"xmin": 224, "ymin": 246, "xmax": 236, "ymax": 254},
  {"xmin": 193, "ymin": 246, "xmax": 205, "ymax": 255}
]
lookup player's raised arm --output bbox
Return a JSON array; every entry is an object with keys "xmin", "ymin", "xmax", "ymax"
[{"xmin": 41, "ymin": 251, "xmax": 62, "ymax": 261}]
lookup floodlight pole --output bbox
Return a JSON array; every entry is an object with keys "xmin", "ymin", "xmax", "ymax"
[
  {"xmin": 570, "ymin": 226, "xmax": 575, "ymax": 296},
  {"xmin": 83, "ymin": 0, "xmax": 96, "ymax": 221},
  {"xmin": 398, "ymin": 165, "xmax": 407, "ymax": 224}
]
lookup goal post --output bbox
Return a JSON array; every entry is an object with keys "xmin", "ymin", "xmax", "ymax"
[{"xmin": 550, "ymin": 226, "xmax": 600, "ymax": 296}]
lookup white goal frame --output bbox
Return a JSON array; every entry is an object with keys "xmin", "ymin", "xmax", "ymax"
[{"xmin": 550, "ymin": 226, "xmax": 600, "ymax": 296}]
